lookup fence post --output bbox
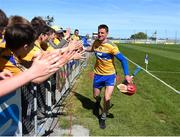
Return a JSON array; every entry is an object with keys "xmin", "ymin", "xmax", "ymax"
[
  {"xmin": 46, "ymin": 80, "xmax": 52, "ymax": 117},
  {"xmin": 33, "ymin": 85, "xmax": 38, "ymax": 135}
]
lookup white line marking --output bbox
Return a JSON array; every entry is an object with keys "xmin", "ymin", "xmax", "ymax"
[
  {"xmin": 149, "ymin": 71, "xmax": 180, "ymax": 74},
  {"xmin": 125, "ymin": 57, "xmax": 180, "ymax": 94}
]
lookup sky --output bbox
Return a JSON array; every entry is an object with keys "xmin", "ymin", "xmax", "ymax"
[{"xmin": 1, "ymin": 0, "xmax": 180, "ymax": 39}]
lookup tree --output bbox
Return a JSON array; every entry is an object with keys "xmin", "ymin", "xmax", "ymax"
[
  {"xmin": 130, "ymin": 32, "xmax": 147, "ymax": 39},
  {"xmin": 44, "ymin": 15, "xmax": 54, "ymax": 26}
]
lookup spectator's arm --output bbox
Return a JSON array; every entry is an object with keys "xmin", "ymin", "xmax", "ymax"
[
  {"xmin": 0, "ymin": 69, "xmax": 13, "ymax": 79},
  {"xmin": 0, "ymin": 54, "xmax": 60, "ymax": 97},
  {"xmin": 57, "ymin": 39, "xmax": 67, "ymax": 47},
  {"xmin": 31, "ymin": 50, "xmax": 75, "ymax": 83},
  {"xmin": 0, "ymin": 70, "xmax": 36, "ymax": 97},
  {"xmin": 57, "ymin": 40, "xmax": 83, "ymax": 53}
]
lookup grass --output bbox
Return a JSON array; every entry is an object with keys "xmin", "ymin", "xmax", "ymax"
[
  {"xmin": 58, "ymin": 44, "xmax": 180, "ymax": 136},
  {"xmin": 59, "ymin": 116, "xmax": 71, "ymax": 129},
  {"xmin": 118, "ymin": 43, "xmax": 180, "ymax": 90}
]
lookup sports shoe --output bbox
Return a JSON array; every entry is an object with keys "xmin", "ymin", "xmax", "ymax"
[
  {"xmin": 99, "ymin": 113, "xmax": 106, "ymax": 129},
  {"xmin": 99, "ymin": 118, "xmax": 106, "ymax": 129}
]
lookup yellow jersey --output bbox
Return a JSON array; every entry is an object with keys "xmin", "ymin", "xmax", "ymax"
[
  {"xmin": 71, "ymin": 35, "xmax": 80, "ymax": 41},
  {"xmin": 21, "ymin": 45, "xmax": 41, "ymax": 62},
  {"xmin": 35, "ymin": 40, "xmax": 54, "ymax": 51},
  {"xmin": 92, "ymin": 39, "xmax": 120, "ymax": 75}
]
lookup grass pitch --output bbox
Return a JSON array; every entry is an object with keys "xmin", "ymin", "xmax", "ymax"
[{"xmin": 58, "ymin": 43, "xmax": 180, "ymax": 136}]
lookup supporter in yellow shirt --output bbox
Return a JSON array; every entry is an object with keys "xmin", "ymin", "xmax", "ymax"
[
  {"xmin": 33, "ymin": 25, "xmax": 54, "ymax": 51},
  {"xmin": 50, "ymin": 27, "xmax": 71, "ymax": 48},
  {"xmin": 0, "ymin": 14, "xmax": 41, "ymax": 74},
  {"xmin": 4, "ymin": 23, "xmax": 85, "ymax": 81},
  {"xmin": 0, "ymin": 9, "xmax": 19, "ymax": 73},
  {"xmin": 4, "ymin": 24, "xmax": 64, "ymax": 83},
  {"xmin": 71, "ymin": 29, "xmax": 80, "ymax": 41}
]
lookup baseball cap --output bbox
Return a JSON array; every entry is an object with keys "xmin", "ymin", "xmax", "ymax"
[{"xmin": 51, "ymin": 25, "xmax": 63, "ymax": 33}]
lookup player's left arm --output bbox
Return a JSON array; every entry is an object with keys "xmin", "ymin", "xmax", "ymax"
[
  {"xmin": 111, "ymin": 45, "xmax": 132, "ymax": 83},
  {"xmin": 115, "ymin": 52, "xmax": 129, "ymax": 75}
]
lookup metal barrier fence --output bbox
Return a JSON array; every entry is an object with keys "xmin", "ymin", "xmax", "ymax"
[{"xmin": 0, "ymin": 59, "xmax": 87, "ymax": 136}]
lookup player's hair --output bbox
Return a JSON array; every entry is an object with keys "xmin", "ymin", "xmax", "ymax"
[{"xmin": 98, "ymin": 24, "xmax": 109, "ymax": 33}]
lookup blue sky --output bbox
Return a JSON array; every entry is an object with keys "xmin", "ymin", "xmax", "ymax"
[{"xmin": 1, "ymin": 0, "xmax": 180, "ymax": 39}]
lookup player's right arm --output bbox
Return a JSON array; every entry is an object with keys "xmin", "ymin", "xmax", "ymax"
[
  {"xmin": 83, "ymin": 40, "xmax": 96, "ymax": 52},
  {"xmin": 83, "ymin": 46, "xmax": 93, "ymax": 52}
]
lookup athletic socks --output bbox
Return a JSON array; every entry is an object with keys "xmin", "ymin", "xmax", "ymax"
[
  {"xmin": 95, "ymin": 96, "xmax": 101, "ymax": 103},
  {"xmin": 101, "ymin": 112, "xmax": 107, "ymax": 120},
  {"xmin": 99, "ymin": 112, "xmax": 106, "ymax": 129}
]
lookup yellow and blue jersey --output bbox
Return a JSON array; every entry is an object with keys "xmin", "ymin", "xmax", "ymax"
[
  {"xmin": 92, "ymin": 39, "xmax": 120, "ymax": 75},
  {"xmin": 0, "ymin": 51, "xmax": 34, "ymax": 75},
  {"xmin": 0, "ymin": 40, "xmax": 42, "ymax": 75},
  {"xmin": 0, "ymin": 50, "xmax": 22, "ymax": 75},
  {"xmin": 0, "ymin": 39, "xmax": 20, "ymax": 74}
]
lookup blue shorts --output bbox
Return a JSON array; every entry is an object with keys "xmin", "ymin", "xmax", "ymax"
[{"xmin": 93, "ymin": 73, "xmax": 116, "ymax": 89}]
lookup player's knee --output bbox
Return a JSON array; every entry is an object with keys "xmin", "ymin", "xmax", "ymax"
[{"xmin": 93, "ymin": 92, "xmax": 100, "ymax": 98}]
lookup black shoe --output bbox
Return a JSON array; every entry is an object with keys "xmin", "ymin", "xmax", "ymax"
[{"xmin": 99, "ymin": 118, "xmax": 106, "ymax": 129}]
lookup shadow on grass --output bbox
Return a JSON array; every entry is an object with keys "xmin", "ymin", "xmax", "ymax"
[
  {"xmin": 74, "ymin": 92, "xmax": 101, "ymax": 119},
  {"xmin": 74, "ymin": 92, "xmax": 114, "ymax": 129}
]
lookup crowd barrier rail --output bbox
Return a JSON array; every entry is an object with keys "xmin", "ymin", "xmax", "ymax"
[{"xmin": 0, "ymin": 58, "xmax": 87, "ymax": 136}]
